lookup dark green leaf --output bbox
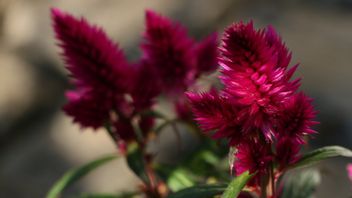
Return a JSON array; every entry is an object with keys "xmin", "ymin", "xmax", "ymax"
[
  {"xmin": 126, "ymin": 143, "xmax": 149, "ymax": 184},
  {"xmin": 168, "ymin": 184, "xmax": 227, "ymax": 198},
  {"xmin": 221, "ymin": 171, "xmax": 254, "ymax": 198},
  {"xmin": 281, "ymin": 169, "xmax": 321, "ymax": 198},
  {"xmin": 289, "ymin": 146, "xmax": 352, "ymax": 169},
  {"xmin": 73, "ymin": 192, "xmax": 138, "ymax": 198},
  {"xmin": 46, "ymin": 155, "xmax": 118, "ymax": 198}
]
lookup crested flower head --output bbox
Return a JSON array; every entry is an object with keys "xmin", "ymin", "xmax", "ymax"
[
  {"xmin": 51, "ymin": 8, "xmax": 133, "ymax": 129},
  {"xmin": 141, "ymin": 10, "xmax": 218, "ymax": 95},
  {"xmin": 187, "ymin": 90, "xmax": 245, "ymax": 145},
  {"xmin": 234, "ymin": 141, "xmax": 273, "ymax": 186},
  {"xmin": 347, "ymin": 163, "xmax": 352, "ymax": 182},
  {"xmin": 275, "ymin": 136, "xmax": 301, "ymax": 169},
  {"xmin": 194, "ymin": 33, "xmax": 219, "ymax": 75},
  {"xmin": 219, "ymin": 21, "xmax": 300, "ymax": 140},
  {"xmin": 276, "ymin": 92, "xmax": 318, "ymax": 144},
  {"xmin": 141, "ymin": 10, "xmax": 195, "ymax": 93},
  {"xmin": 188, "ymin": 21, "xmax": 318, "ymax": 188}
]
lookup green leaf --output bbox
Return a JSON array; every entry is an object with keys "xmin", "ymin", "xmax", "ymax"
[
  {"xmin": 73, "ymin": 192, "xmax": 138, "ymax": 198},
  {"xmin": 167, "ymin": 168, "xmax": 196, "ymax": 191},
  {"xmin": 47, "ymin": 155, "xmax": 118, "ymax": 198},
  {"xmin": 168, "ymin": 184, "xmax": 227, "ymax": 198},
  {"xmin": 221, "ymin": 171, "xmax": 254, "ymax": 198},
  {"xmin": 126, "ymin": 143, "xmax": 149, "ymax": 184},
  {"xmin": 289, "ymin": 146, "xmax": 352, "ymax": 169},
  {"xmin": 281, "ymin": 169, "xmax": 321, "ymax": 198}
]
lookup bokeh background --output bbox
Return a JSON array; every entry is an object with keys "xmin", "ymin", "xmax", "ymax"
[{"xmin": 0, "ymin": 0, "xmax": 351, "ymax": 197}]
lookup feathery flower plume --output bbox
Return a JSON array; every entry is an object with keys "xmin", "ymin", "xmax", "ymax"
[
  {"xmin": 276, "ymin": 93, "xmax": 318, "ymax": 144},
  {"xmin": 51, "ymin": 8, "xmax": 133, "ymax": 129},
  {"xmin": 141, "ymin": 10, "xmax": 218, "ymax": 95},
  {"xmin": 219, "ymin": 21, "xmax": 300, "ymax": 140},
  {"xmin": 188, "ymin": 21, "xmax": 318, "ymax": 189}
]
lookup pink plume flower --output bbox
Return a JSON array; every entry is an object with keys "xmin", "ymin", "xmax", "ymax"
[
  {"xmin": 347, "ymin": 163, "xmax": 352, "ymax": 182},
  {"xmin": 194, "ymin": 33, "xmax": 219, "ymax": 75},
  {"xmin": 186, "ymin": 90, "xmax": 245, "ymax": 145},
  {"xmin": 141, "ymin": 10, "xmax": 195, "ymax": 93},
  {"xmin": 141, "ymin": 10, "xmax": 218, "ymax": 94},
  {"xmin": 276, "ymin": 93, "xmax": 318, "ymax": 144},
  {"xmin": 188, "ymin": 21, "xmax": 318, "ymax": 185},
  {"xmin": 51, "ymin": 8, "xmax": 133, "ymax": 129},
  {"xmin": 63, "ymin": 89, "xmax": 110, "ymax": 129},
  {"xmin": 220, "ymin": 21, "xmax": 300, "ymax": 140},
  {"xmin": 234, "ymin": 142, "xmax": 273, "ymax": 186},
  {"xmin": 275, "ymin": 137, "xmax": 301, "ymax": 169}
]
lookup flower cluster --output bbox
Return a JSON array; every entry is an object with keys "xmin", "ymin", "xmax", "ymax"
[
  {"xmin": 51, "ymin": 8, "xmax": 218, "ymax": 147},
  {"xmin": 188, "ymin": 21, "xmax": 318, "ymax": 189}
]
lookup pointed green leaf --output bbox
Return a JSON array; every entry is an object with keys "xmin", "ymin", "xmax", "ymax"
[
  {"xmin": 126, "ymin": 143, "xmax": 150, "ymax": 184},
  {"xmin": 74, "ymin": 192, "xmax": 138, "ymax": 198},
  {"xmin": 289, "ymin": 146, "xmax": 352, "ymax": 169},
  {"xmin": 168, "ymin": 184, "xmax": 227, "ymax": 198},
  {"xmin": 221, "ymin": 171, "xmax": 254, "ymax": 198},
  {"xmin": 47, "ymin": 155, "xmax": 118, "ymax": 198}
]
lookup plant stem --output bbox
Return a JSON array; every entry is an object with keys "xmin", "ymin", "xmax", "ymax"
[{"xmin": 271, "ymin": 164, "xmax": 276, "ymax": 198}]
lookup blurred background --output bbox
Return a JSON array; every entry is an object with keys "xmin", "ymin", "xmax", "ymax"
[{"xmin": 0, "ymin": 0, "xmax": 351, "ymax": 197}]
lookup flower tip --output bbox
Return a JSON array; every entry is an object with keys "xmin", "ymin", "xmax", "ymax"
[
  {"xmin": 145, "ymin": 9, "xmax": 160, "ymax": 22},
  {"xmin": 50, "ymin": 7, "xmax": 64, "ymax": 19}
]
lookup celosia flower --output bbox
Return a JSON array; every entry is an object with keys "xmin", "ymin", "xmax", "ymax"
[
  {"xmin": 276, "ymin": 93, "xmax": 318, "ymax": 144},
  {"xmin": 63, "ymin": 89, "xmax": 110, "ymax": 129},
  {"xmin": 347, "ymin": 163, "xmax": 352, "ymax": 182},
  {"xmin": 188, "ymin": 21, "xmax": 318, "ymax": 188},
  {"xmin": 130, "ymin": 61, "xmax": 162, "ymax": 111},
  {"xmin": 187, "ymin": 90, "xmax": 245, "ymax": 145},
  {"xmin": 279, "ymin": 93, "xmax": 318, "ymax": 140},
  {"xmin": 234, "ymin": 142, "xmax": 273, "ymax": 186},
  {"xmin": 51, "ymin": 8, "xmax": 133, "ymax": 129},
  {"xmin": 141, "ymin": 10, "xmax": 218, "ymax": 94},
  {"xmin": 219, "ymin": 21, "xmax": 300, "ymax": 140},
  {"xmin": 275, "ymin": 137, "xmax": 301, "ymax": 169},
  {"xmin": 194, "ymin": 33, "xmax": 219, "ymax": 75}
]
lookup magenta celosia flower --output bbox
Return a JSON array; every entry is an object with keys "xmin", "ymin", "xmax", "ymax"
[
  {"xmin": 187, "ymin": 90, "xmax": 245, "ymax": 145},
  {"xmin": 219, "ymin": 21, "xmax": 300, "ymax": 140},
  {"xmin": 130, "ymin": 61, "xmax": 162, "ymax": 111},
  {"xmin": 276, "ymin": 93, "xmax": 318, "ymax": 144},
  {"xmin": 234, "ymin": 142, "xmax": 273, "ymax": 186},
  {"xmin": 141, "ymin": 10, "xmax": 218, "ymax": 94},
  {"xmin": 51, "ymin": 8, "xmax": 133, "ymax": 129},
  {"xmin": 347, "ymin": 163, "xmax": 352, "ymax": 182},
  {"xmin": 194, "ymin": 33, "xmax": 219, "ymax": 76},
  {"xmin": 63, "ymin": 89, "xmax": 110, "ymax": 129},
  {"xmin": 275, "ymin": 137, "xmax": 301, "ymax": 169},
  {"xmin": 188, "ymin": 21, "xmax": 318, "ymax": 189}
]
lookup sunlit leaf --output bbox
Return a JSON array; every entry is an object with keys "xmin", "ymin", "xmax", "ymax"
[
  {"xmin": 289, "ymin": 146, "xmax": 352, "ymax": 169},
  {"xmin": 221, "ymin": 171, "xmax": 254, "ymax": 198}
]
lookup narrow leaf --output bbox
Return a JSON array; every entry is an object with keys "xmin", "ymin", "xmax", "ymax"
[
  {"xmin": 289, "ymin": 146, "xmax": 352, "ymax": 169},
  {"xmin": 126, "ymin": 143, "xmax": 150, "ymax": 184},
  {"xmin": 74, "ymin": 192, "xmax": 138, "ymax": 198},
  {"xmin": 221, "ymin": 171, "xmax": 254, "ymax": 198},
  {"xmin": 47, "ymin": 155, "xmax": 118, "ymax": 198},
  {"xmin": 168, "ymin": 184, "xmax": 226, "ymax": 198}
]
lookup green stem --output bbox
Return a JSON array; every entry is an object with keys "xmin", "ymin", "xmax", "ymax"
[{"xmin": 271, "ymin": 164, "xmax": 276, "ymax": 198}]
